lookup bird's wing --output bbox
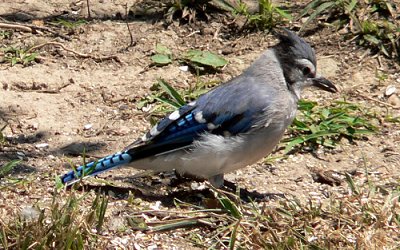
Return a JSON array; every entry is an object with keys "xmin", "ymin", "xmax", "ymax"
[{"xmin": 126, "ymin": 79, "xmax": 268, "ymax": 159}]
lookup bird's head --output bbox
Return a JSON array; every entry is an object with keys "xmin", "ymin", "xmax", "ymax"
[{"xmin": 273, "ymin": 29, "xmax": 337, "ymax": 98}]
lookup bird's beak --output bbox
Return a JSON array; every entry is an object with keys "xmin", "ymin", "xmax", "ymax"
[{"xmin": 311, "ymin": 76, "xmax": 338, "ymax": 93}]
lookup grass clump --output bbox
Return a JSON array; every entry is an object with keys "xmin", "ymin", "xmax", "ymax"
[
  {"xmin": 49, "ymin": 18, "xmax": 87, "ymax": 35},
  {"xmin": 0, "ymin": 30, "xmax": 12, "ymax": 40},
  {"xmin": 163, "ymin": 0, "xmax": 234, "ymax": 23},
  {"xmin": 284, "ymin": 99, "xmax": 378, "ymax": 152},
  {"xmin": 162, "ymin": 0, "xmax": 292, "ymax": 30},
  {"xmin": 233, "ymin": 0, "xmax": 292, "ymax": 30},
  {"xmin": 50, "ymin": 18, "xmax": 87, "ymax": 29},
  {"xmin": 300, "ymin": 0, "xmax": 399, "ymax": 59},
  {"xmin": 0, "ymin": 189, "xmax": 108, "ymax": 249},
  {"xmin": 0, "ymin": 160, "xmax": 21, "ymax": 179},
  {"xmin": 164, "ymin": 0, "xmax": 211, "ymax": 23},
  {"xmin": 1, "ymin": 46, "xmax": 38, "ymax": 66},
  {"xmin": 137, "ymin": 78, "xmax": 219, "ymax": 119}
]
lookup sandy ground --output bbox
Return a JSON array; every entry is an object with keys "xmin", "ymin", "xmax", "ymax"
[{"xmin": 0, "ymin": 0, "xmax": 399, "ymax": 248}]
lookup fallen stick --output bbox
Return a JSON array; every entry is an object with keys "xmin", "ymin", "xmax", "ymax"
[
  {"xmin": 0, "ymin": 21, "xmax": 71, "ymax": 41},
  {"xmin": 353, "ymin": 90, "xmax": 399, "ymax": 109},
  {"xmin": 27, "ymin": 41, "xmax": 122, "ymax": 63},
  {"xmin": 0, "ymin": 23, "xmax": 32, "ymax": 32}
]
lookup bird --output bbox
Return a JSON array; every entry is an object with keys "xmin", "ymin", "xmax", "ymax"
[{"xmin": 60, "ymin": 29, "xmax": 337, "ymax": 188}]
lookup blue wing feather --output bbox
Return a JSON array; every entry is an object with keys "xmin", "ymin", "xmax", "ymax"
[
  {"xmin": 156, "ymin": 104, "xmax": 196, "ymax": 133},
  {"xmin": 136, "ymin": 78, "xmax": 268, "ymax": 152}
]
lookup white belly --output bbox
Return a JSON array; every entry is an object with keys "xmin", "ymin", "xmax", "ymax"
[{"xmin": 130, "ymin": 125, "xmax": 287, "ymax": 179}]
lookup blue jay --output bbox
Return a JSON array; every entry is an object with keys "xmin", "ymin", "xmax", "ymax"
[{"xmin": 60, "ymin": 29, "xmax": 337, "ymax": 187}]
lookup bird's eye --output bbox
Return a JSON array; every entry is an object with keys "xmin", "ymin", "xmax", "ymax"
[{"xmin": 302, "ymin": 67, "xmax": 311, "ymax": 76}]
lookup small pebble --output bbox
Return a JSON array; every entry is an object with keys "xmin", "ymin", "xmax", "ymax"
[
  {"xmin": 134, "ymin": 243, "xmax": 142, "ymax": 250},
  {"xmin": 21, "ymin": 206, "xmax": 40, "ymax": 220},
  {"xmin": 83, "ymin": 124, "xmax": 93, "ymax": 130},
  {"xmin": 149, "ymin": 201, "xmax": 161, "ymax": 210},
  {"xmin": 119, "ymin": 104, "xmax": 129, "ymax": 110},
  {"xmin": 142, "ymin": 105, "xmax": 152, "ymax": 112},
  {"xmin": 35, "ymin": 143, "xmax": 49, "ymax": 149},
  {"xmin": 388, "ymin": 95, "xmax": 400, "ymax": 107},
  {"xmin": 191, "ymin": 182, "xmax": 206, "ymax": 190},
  {"xmin": 385, "ymin": 85, "xmax": 397, "ymax": 96},
  {"xmin": 147, "ymin": 245, "xmax": 158, "ymax": 250},
  {"xmin": 16, "ymin": 151, "xmax": 25, "ymax": 157},
  {"xmin": 307, "ymin": 236, "xmax": 318, "ymax": 242},
  {"xmin": 179, "ymin": 65, "xmax": 189, "ymax": 72}
]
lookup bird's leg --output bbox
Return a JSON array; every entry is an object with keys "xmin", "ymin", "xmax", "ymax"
[
  {"xmin": 169, "ymin": 170, "xmax": 195, "ymax": 187},
  {"xmin": 222, "ymin": 179, "xmax": 274, "ymax": 201},
  {"xmin": 208, "ymin": 174, "xmax": 225, "ymax": 188},
  {"xmin": 221, "ymin": 179, "xmax": 238, "ymax": 191},
  {"xmin": 171, "ymin": 173, "xmax": 225, "ymax": 189}
]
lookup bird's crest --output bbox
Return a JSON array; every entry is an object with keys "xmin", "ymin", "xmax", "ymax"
[{"xmin": 273, "ymin": 29, "xmax": 316, "ymax": 66}]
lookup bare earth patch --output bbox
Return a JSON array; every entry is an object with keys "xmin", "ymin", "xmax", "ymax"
[{"xmin": 0, "ymin": 0, "xmax": 399, "ymax": 249}]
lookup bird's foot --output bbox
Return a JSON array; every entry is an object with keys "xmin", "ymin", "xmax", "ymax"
[{"xmin": 222, "ymin": 179, "xmax": 284, "ymax": 202}]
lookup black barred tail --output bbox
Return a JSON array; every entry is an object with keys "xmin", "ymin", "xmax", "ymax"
[{"xmin": 60, "ymin": 152, "xmax": 133, "ymax": 185}]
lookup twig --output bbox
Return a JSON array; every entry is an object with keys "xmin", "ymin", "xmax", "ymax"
[
  {"xmin": 38, "ymin": 82, "xmax": 73, "ymax": 94},
  {"xmin": 86, "ymin": 0, "xmax": 91, "ymax": 19},
  {"xmin": 213, "ymin": 25, "xmax": 221, "ymax": 40},
  {"xmin": 27, "ymin": 41, "xmax": 122, "ymax": 63},
  {"xmin": 0, "ymin": 23, "xmax": 32, "ymax": 32},
  {"xmin": 131, "ymin": 208, "xmax": 225, "ymax": 216},
  {"xmin": 377, "ymin": 55, "xmax": 383, "ymax": 70},
  {"xmin": 145, "ymin": 215, "xmax": 212, "ymax": 225},
  {"xmin": 125, "ymin": 3, "xmax": 136, "ymax": 47},
  {"xmin": 0, "ymin": 21, "xmax": 71, "ymax": 41},
  {"xmin": 8, "ymin": 81, "xmax": 72, "ymax": 94},
  {"xmin": 352, "ymin": 90, "xmax": 399, "ymax": 109},
  {"xmin": 146, "ymin": 218, "xmax": 215, "ymax": 232},
  {"xmin": 186, "ymin": 30, "xmax": 200, "ymax": 37},
  {"xmin": 28, "ymin": 24, "xmax": 72, "ymax": 41}
]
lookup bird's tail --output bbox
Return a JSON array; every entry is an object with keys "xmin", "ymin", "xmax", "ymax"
[{"xmin": 60, "ymin": 151, "xmax": 133, "ymax": 185}]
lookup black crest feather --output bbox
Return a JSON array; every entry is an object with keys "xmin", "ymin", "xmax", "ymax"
[
  {"xmin": 273, "ymin": 28, "xmax": 316, "ymax": 66},
  {"xmin": 272, "ymin": 29, "xmax": 317, "ymax": 85}
]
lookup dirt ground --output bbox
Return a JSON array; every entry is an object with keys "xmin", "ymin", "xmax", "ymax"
[{"xmin": 0, "ymin": 0, "xmax": 399, "ymax": 249}]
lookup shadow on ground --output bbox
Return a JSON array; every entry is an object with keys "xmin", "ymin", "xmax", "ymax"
[{"xmin": 73, "ymin": 176, "xmax": 285, "ymax": 207}]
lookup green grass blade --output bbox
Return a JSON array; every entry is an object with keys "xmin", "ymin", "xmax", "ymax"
[
  {"xmin": 211, "ymin": 0, "xmax": 237, "ymax": 12},
  {"xmin": 346, "ymin": 0, "xmax": 358, "ymax": 13},
  {"xmin": 299, "ymin": 0, "xmax": 324, "ymax": 17},
  {"xmin": 284, "ymin": 137, "xmax": 305, "ymax": 152},
  {"xmin": 229, "ymin": 219, "xmax": 241, "ymax": 250},
  {"xmin": 345, "ymin": 173, "xmax": 359, "ymax": 195},
  {"xmin": 153, "ymin": 96, "xmax": 183, "ymax": 109},
  {"xmin": 151, "ymin": 220, "xmax": 200, "ymax": 231},
  {"xmin": 275, "ymin": 7, "xmax": 293, "ymax": 20},
  {"xmin": 96, "ymin": 195, "xmax": 108, "ymax": 232},
  {"xmin": 157, "ymin": 79, "xmax": 186, "ymax": 106},
  {"xmin": 219, "ymin": 196, "xmax": 242, "ymax": 219},
  {"xmin": 0, "ymin": 160, "xmax": 21, "ymax": 178},
  {"xmin": 300, "ymin": 1, "xmax": 336, "ymax": 32},
  {"xmin": 55, "ymin": 175, "xmax": 64, "ymax": 190}
]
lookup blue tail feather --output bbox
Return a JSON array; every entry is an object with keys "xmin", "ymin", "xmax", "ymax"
[{"xmin": 61, "ymin": 152, "xmax": 133, "ymax": 185}]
